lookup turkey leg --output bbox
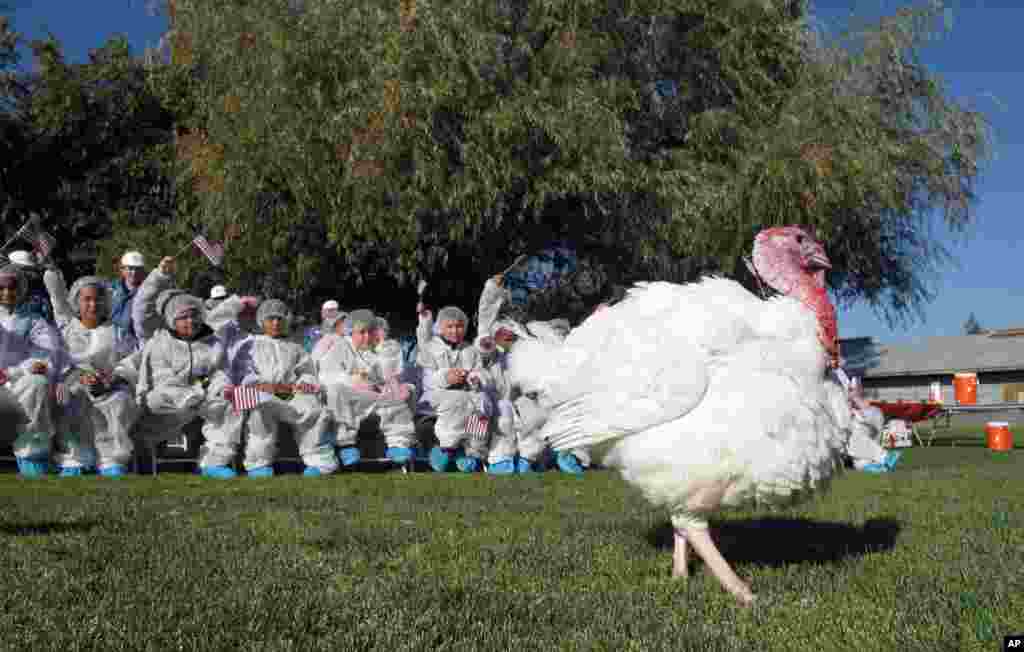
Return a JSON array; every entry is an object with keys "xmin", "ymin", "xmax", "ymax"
[
  {"xmin": 682, "ymin": 526, "xmax": 756, "ymax": 606},
  {"xmin": 672, "ymin": 529, "xmax": 689, "ymax": 578}
]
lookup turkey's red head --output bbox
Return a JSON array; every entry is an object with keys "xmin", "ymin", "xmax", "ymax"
[
  {"xmin": 752, "ymin": 225, "xmax": 838, "ymax": 365},
  {"xmin": 754, "ymin": 225, "xmax": 831, "ymax": 274}
]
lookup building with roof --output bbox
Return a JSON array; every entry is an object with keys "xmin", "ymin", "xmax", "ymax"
[{"xmin": 842, "ymin": 328, "xmax": 1024, "ymax": 404}]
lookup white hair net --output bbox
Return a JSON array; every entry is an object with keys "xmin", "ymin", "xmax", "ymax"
[
  {"xmin": 437, "ymin": 306, "xmax": 468, "ymax": 324},
  {"xmin": 489, "ymin": 318, "xmax": 528, "ymax": 339},
  {"xmin": 68, "ymin": 275, "xmax": 112, "ymax": 321},
  {"xmin": 256, "ymin": 299, "xmax": 291, "ymax": 327},
  {"xmin": 156, "ymin": 289, "xmax": 205, "ymax": 328},
  {"xmin": 346, "ymin": 309, "xmax": 376, "ymax": 332},
  {"xmin": 322, "ymin": 311, "xmax": 348, "ymax": 334}
]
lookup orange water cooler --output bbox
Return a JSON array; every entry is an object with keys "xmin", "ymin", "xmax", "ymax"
[
  {"xmin": 953, "ymin": 372, "xmax": 978, "ymax": 405},
  {"xmin": 985, "ymin": 422, "xmax": 1014, "ymax": 452}
]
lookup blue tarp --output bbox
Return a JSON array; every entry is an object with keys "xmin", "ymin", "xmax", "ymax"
[{"xmin": 502, "ymin": 245, "xmax": 577, "ymax": 305}]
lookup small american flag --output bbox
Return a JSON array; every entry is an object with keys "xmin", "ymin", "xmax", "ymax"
[
  {"xmin": 192, "ymin": 235, "xmax": 225, "ymax": 267},
  {"xmin": 53, "ymin": 382, "xmax": 68, "ymax": 406},
  {"xmin": 32, "ymin": 231, "xmax": 57, "ymax": 258},
  {"xmin": 465, "ymin": 412, "xmax": 490, "ymax": 442},
  {"xmin": 232, "ymin": 384, "xmax": 271, "ymax": 414}
]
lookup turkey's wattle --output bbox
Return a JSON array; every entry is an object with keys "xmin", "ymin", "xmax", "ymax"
[
  {"xmin": 809, "ymin": 284, "xmax": 838, "ymax": 366},
  {"xmin": 752, "ymin": 226, "xmax": 837, "ymax": 366}
]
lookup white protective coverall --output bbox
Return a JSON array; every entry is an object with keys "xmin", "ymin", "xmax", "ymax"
[
  {"xmin": 134, "ymin": 269, "xmax": 241, "ymax": 461},
  {"xmin": 310, "ymin": 312, "xmax": 345, "ymax": 362},
  {"xmin": 205, "ymin": 290, "xmax": 258, "ymax": 376},
  {"xmin": 475, "ymin": 279, "xmax": 537, "ymax": 466},
  {"xmin": 475, "ymin": 277, "xmax": 590, "ymax": 468},
  {"xmin": 0, "ymin": 264, "xmax": 62, "ymax": 464},
  {"xmin": 313, "ymin": 323, "xmax": 417, "ymax": 451},
  {"xmin": 417, "ymin": 311, "xmax": 487, "ymax": 457},
  {"xmin": 43, "ymin": 272, "xmax": 140, "ymax": 471},
  {"xmin": 847, "ymin": 403, "xmax": 890, "ymax": 468},
  {"xmin": 228, "ymin": 300, "xmax": 337, "ymax": 472},
  {"xmin": 133, "ymin": 268, "xmax": 255, "ymax": 463},
  {"xmin": 398, "ymin": 308, "xmax": 434, "ymax": 398}
]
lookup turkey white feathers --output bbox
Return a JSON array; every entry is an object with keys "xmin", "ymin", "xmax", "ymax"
[
  {"xmin": 508, "ymin": 277, "xmax": 826, "ymax": 455},
  {"xmin": 506, "ymin": 225, "xmax": 851, "ymax": 606}
]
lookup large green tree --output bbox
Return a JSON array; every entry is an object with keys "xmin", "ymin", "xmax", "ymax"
[
  {"xmin": 0, "ymin": 17, "xmax": 185, "ymax": 281},
  {"xmin": 2, "ymin": 0, "xmax": 971, "ymax": 331},
  {"xmin": 160, "ymin": 0, "xmax": 987, "ymax": 326}
]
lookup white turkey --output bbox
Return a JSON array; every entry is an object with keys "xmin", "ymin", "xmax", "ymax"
[{"xmin": 508, "ymin": 225, "xmax": 856, "ymax": 605}]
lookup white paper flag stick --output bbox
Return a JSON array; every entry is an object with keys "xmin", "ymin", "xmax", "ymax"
[{"xmin": 500, "ymin": 255, "xmax": 529, "ymax": 276}]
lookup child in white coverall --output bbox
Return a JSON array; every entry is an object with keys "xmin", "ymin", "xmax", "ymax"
[
  {"xmin": 225, "ymin": 299, "xmax": 337, "ymax": 477},
  {"xmin": 133, "ymin": 256, "xmax": 243, "ymax": 478},
  {"xmin": 313, "ymin": 309, "xmax": 417, "ymax": 468},
  {"xmin": 417, "ymin": 305, "xmax": 489, "ymax": 472},
  {"xmin": 0, "ymin": 263, "xmax": 63, "ymax": 477},
  {"xmin": 475, "ymin": 273, "xmax": 591, "ymax": 474},
  {"xmin": 43, "ymin": 272, "xmax": 141, "ymax": 477}
]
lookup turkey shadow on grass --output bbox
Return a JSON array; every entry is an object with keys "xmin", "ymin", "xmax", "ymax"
[
  {"xmin": 0, "ymin": 521, "xmax": 102, "ymax": 537},
  {"xmin": 645, "ymin": 517, "xmax": 901, "ymax": 567}
]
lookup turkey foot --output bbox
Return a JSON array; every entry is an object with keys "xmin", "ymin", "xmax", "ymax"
[
  {"xmin": 682, "ymin": 526, "xmax": 756, "ymax": 606},
  {"xmin": 672, "ymin": 529, "xmax": 689, "ymax": 578}
]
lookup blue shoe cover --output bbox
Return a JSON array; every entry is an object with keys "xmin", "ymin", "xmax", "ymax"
[
  {"xmin": 59, "ymin": 466, "xmax": 82, "ymax": 477},
  {"xmin": 488, "ymin": 459, "xmax": 516, "ymax": 475},
  {"xmin": 884, "ymin": 451, "xmax": 903, "ymax": 470},
  {"xmin": 17, "ymin": 458, "xmax": 48, "ymax": 478},
  {"xmin": 385, "ymin": 447, "xmax": 415, "ymax": 464},
  {"xmin": 303, "ymin": 466, "xmax": 323, "ymax": 477},
  {"xmin": 338, "ymin": 446, "xmax": 361, "ymax": 467},
  {"xmin": 100, "ymin": 465, "xmax": 127, "ymax": 478},
  {"xmin": 861, "ymin": 463, "xmax": 888, "ymax": 474},
  {"xmin": 428, "ymin": 446, "xmax": 453, "ymax": 472},
  {"xmin": 556, "ymin": 451, "xmax": 585, "ymax": 475},
  {"xmin": 516, "ymin": 457, "xmax": 540, "ymax": 473},
  {"xmin": 201, "ymin": 465, "xmax": 238, "ymax": 479},
  {"xmin": 247, "ymin": 466, "xmax": 274, "ymax": 478},
  {"xmin": 455, "ymin": 454, "xmax": 480, "ymax": 473}
]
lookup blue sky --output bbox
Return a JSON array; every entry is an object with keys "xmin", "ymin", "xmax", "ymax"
[{"xmin": 7, "ymin": 1, "xmax": 1019, "ymax": 344}]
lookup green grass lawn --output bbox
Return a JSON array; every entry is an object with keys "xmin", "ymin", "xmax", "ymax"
[{"xmin": 1, "ymin": 448, "xmax": 1021, "ymax": 652}]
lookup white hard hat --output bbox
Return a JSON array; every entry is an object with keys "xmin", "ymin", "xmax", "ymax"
[
  {"xmin": 8, "ymin": 250, "xmax": 36, "ymax": 267},
  {"xmin": 209, "ymin": 285, "xmax": 228, "ymax": 300},
  {"xmin": 322, "ymin": 300, "xmax": 339, "ymax": 311},
  {"xmin": 121, "ymin": 251, "xmax": 145, "ymax": 267}
]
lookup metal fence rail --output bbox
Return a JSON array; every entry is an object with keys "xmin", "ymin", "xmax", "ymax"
[
  {"xmin": 936, "ymin": 402, "xmax": 1024, "ymax": 414},
  {"xmin": 912, "ymin": 402, "xmax": 1024, "ymax": 446}
]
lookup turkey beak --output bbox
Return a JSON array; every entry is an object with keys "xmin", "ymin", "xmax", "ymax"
[{"xmin": 805, "ymin": 244, "xmax": 831, "ymax": 270}]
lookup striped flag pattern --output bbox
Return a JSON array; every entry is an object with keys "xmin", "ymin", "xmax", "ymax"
[
  {"xmin": 232, "ymin": 384, "xmax": 271, "ymax": 413},
  {"xmin": 465, "ymin": 412, "xmax": 490, "ymax": 443},
  {"xmin": 192, "ymin": 235, "xmax": 225, "ymax": 266},
  {"xmin": 32, "ymin": 231, "xmax": 57, "ymax": 258},
  {"xmin": 12, "ymin": 214, "xmax": 57, "ymax": 259}
]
